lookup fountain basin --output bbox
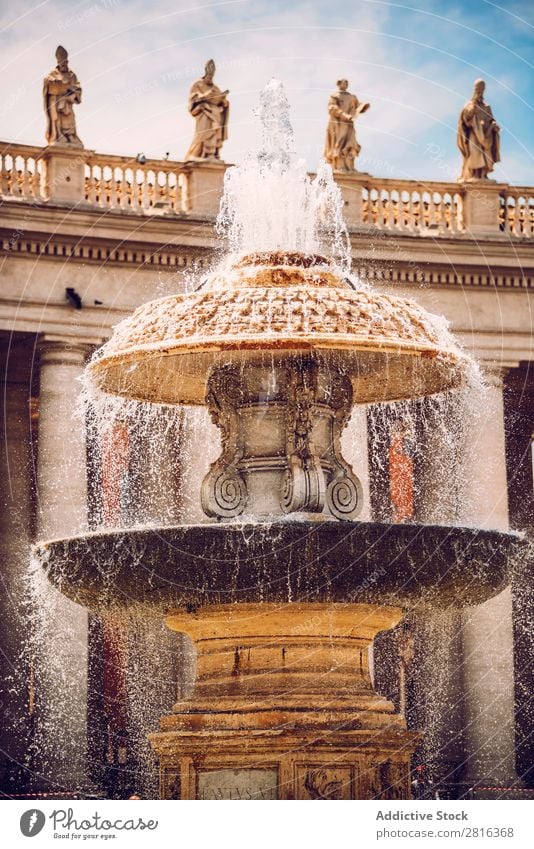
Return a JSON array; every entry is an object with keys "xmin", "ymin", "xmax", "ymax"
[
  {"xmin": 35, "ymin": 521, "xmax": 522, "ymax": 613},
  {"xmin": 87, "ymin": 253, "xmax": 467, "ymax": 405}
]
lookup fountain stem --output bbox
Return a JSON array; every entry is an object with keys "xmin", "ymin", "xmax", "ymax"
[{"xmin": 201, "ymin": 356, "xmax": 363, "ymax": 520}]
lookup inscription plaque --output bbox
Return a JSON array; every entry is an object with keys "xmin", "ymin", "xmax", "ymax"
[{"xmin": 198, "ymin": 767, "xmax": 278, "ymax": 800}]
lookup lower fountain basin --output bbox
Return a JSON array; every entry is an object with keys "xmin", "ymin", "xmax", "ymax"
[{"xmin": 35, "ymin": 521, "xmax": 524, "ymax": 612}]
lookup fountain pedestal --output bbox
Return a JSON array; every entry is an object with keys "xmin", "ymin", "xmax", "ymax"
[{"xmin": 149, "ymin": 603, "xmax": 418, "ymax": 799}]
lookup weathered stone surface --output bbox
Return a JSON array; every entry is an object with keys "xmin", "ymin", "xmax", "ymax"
[
  {"xmin": 149, "ymin": 601, "xmax": 419, "ymax": 800},
  {"xmin": 88, "ymin": 252, "xmax": 467, "ymax": 405},
  {"xmin": 36, "ymin": 520, "xmax": 521, "ymax": 613}
]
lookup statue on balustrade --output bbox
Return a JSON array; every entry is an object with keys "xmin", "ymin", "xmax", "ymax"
[
  {"xmin": 185, "ymin": 60, "xmax": 229, "ymax": 161},
  {"xmin": 457, "ymin": 79, "xmax": 500, "ymax": 181},
  {"xmin": 43, "ymin": 46, "xmax": 83, "ymax": 147},
  {"xmin": 324, "ymin": 79, "xmax": 370, "ymax": 171}
]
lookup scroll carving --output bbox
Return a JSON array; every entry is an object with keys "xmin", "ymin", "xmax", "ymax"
[
  {"xmin": 326, "ymin": 371, "xmax": 363, "ymax": 520},
  {"xmin": 201, "ymin": 365, "xmax": 248, "ymax": 518}
]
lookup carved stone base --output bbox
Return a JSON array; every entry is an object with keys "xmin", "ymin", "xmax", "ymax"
[
  {"xmin": 41, "ymin": 145, "xmax": 92, "ymax": 204},
  {"xmin": 201, "ymin": 358, "xmax": 363, "ymax": 521},
  {"xmin": 149, "ymin": 603, "xmax": 419, "ymax": 799}
]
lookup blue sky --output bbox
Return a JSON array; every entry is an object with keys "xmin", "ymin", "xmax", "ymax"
[{"xmin": 0, "ymin": 0, "xmax": 532, "ymax": 182}]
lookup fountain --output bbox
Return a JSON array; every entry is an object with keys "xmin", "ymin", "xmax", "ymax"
[{"xmin": 34, "ymin": 81, "xmax": 524, "ymax": 800}]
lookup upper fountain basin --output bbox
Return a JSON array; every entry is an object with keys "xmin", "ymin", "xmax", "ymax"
[{"xmin": 87, "ymin": 252, "xmax": 468, "ymax": 405}]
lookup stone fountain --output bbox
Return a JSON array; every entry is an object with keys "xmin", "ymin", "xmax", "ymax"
[{"xmin": 35, "ymin": 82, "xmax": 523, "ymax": 801}]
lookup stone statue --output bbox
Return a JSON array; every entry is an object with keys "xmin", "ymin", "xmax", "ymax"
[
  {"xmin": 457, "ymin": 79, "xmax": 500, "ymax": 181},
  {"xmin": 43, "ymin": 46, "xmax": 83, "ymax": 147},
  {"xmin": 185, "ymin": 60, "xmax": 229, "ymax": 161},
  {"xmin": 324, "ymin": 79, "xmax": 370, "ymax": 171}
]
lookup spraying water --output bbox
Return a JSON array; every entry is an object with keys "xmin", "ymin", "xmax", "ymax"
[{"xmin": 216, "ymin": 79, "xmax": 351, "ymax": 269}]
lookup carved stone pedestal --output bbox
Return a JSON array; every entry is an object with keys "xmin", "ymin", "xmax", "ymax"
[
  {"xmin": 201, "ymin": 358, "xmax": 363, "ymax": 521},
  {"xmin": 41, "ymin": 144, "xmax": 91, "ymax": 204},
  {"xmin": 149, "ymin": 604, "xmax": 418, "ymax": 799}
]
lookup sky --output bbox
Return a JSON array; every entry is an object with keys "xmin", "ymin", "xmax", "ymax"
[{"xmin": 0, "ymin": 0, "xmax": 532, "ymax": 183}]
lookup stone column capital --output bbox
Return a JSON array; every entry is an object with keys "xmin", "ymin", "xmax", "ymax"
[{"xmin": 38, "ymin": 334, "xmax": 102, "ymax": 366}]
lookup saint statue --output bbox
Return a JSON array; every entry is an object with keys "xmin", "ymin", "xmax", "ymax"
[
  {"xmin": 457, "ymin": 79, "xmax": 500, "ymax": 181},
  {"xmin": 185, "ymin": 60, "xmax": 229, "ymax": 161},
  {"xmin": 324, "ymin": 79, "xmax": 370, "ymax": 171},
  {"xmin": 43, "ymin": 46, "xmax": 83, "ymax": 147}
]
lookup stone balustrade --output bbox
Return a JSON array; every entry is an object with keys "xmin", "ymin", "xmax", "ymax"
[
  {"xmin": 500, "ymin": 186, "xmax": 534, "ymax": 237},
  {"xmin": 0, "ymin": 142, "xmax": 44, "ymax": 200},
  {"xmin": 1, "ymin": 141, "xmax": 533, "ymax": 238},
  {"xmin": 85, "ymin": 151, "xmax": 188, "ymax": 213},
  {"xmin": 361, "ymin": 178, "xmax": 464, "ymax": 234}
]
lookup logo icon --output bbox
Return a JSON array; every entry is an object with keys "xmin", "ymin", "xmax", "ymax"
[{"xmin": 20, "ymin": 809, "xmax": 46, "ymax": 837}]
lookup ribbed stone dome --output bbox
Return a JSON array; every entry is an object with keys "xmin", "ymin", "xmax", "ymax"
[{"xmin": 88, "ymin": 252, "xmax": 467, "ymax": 405}]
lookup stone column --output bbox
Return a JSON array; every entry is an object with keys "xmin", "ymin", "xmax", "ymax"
[
  {"xmin": 34, "ymin": 335, "xmax": 98, "ymax": 791},
  {"xmin": 0, "ymin": 370, "xmax": 33, "ymax": 792},
  {"xmin": 459, "ymin": 365, "xmax": 517, "ymax": 787}
]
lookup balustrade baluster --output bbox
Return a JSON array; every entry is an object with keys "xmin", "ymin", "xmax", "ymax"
[
  {"xmin": 0, "ymin": 154, "xmax": 9, "ymax": 195},
  {"xmin": 108, "ymin": 167, "xmax": 117, "ymax": 208},
  {"xmin": 31, "ymin": 161, "xmax": 41, "ymax": 199},
  {"xmin": 382, "ymin": 191, "xmax": 389, "ymax": 228},
  {"xmin": 120, "ymin": 168, "xmax": 129, "ymax": 209},
  {"xmin": 140, "ymin": 168, "xmax": 149, "ymax": 209},
  {"xmin": 131, "ymin": 169, "xmax": 141, "ymax": 210},
  {"xmin": 21, "ymin": 157, "xmax": 30, "ymax": 198},
  {"xmin": 429, "ymin": 193, "xmax": 436, "ymax": 229},
  {"xmin": 162, "ymin": 171, "xmax": 170, "ymax": 206},
  {"xmin": 511, "ymin": 197, "xmax": 519, "ymax": 236},
  {"xmin": 407, "ymin": 191, "xmax": 415, "ymax": 232},
  {"xmin": 517, "ymin": 198, "xmax": 526, "ymax": 236}
]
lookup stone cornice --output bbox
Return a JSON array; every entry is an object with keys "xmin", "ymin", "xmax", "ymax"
[
  {"xmin": 2, "ymin": 235, "xmax": 532, "ymax": 289},
  {"xmin": 1, "ymin": 229, "xmax": 212, "ymax": 271},
  {"xmin": 2, "ymin": 198, "xmax": 534, "ymax": 252},
  {"xmin": 1, "ymin": 209, "xmax": 533, "ymax": 285},
  {"xmin": 357, "ymin": 262, "xmax": 533, "ymax": 290}
]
